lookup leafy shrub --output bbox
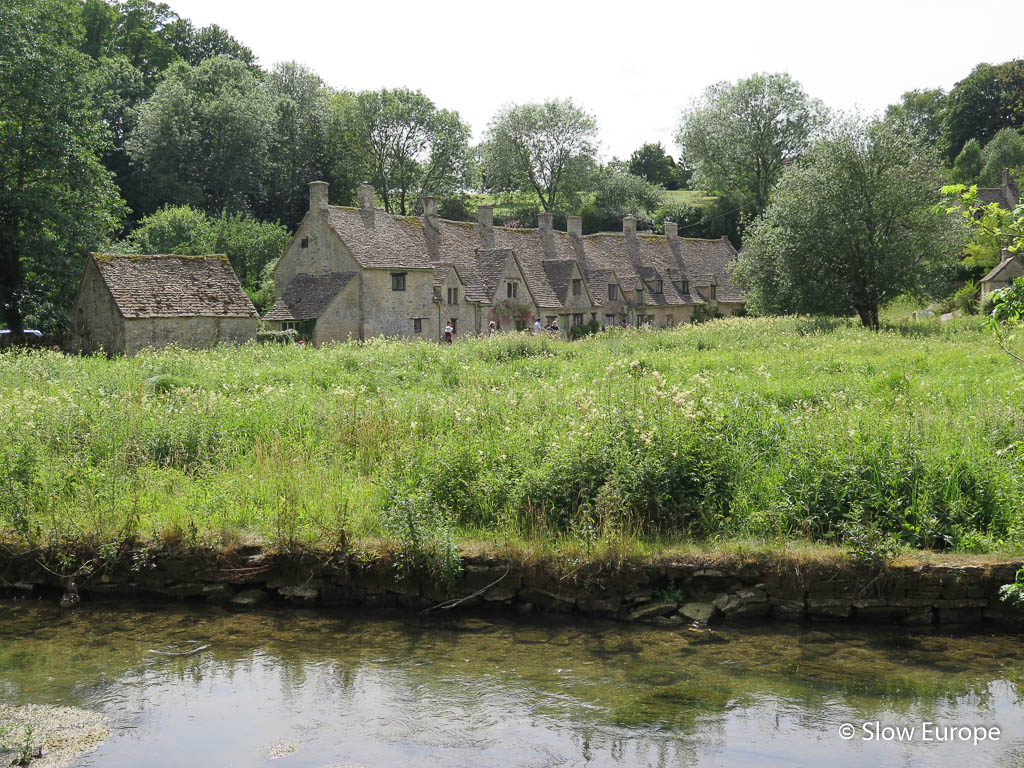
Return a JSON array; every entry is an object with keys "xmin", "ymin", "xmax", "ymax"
[
  {"xmin": 952, "ymin": 280, "xmax": 979, "ymax": 315},
  {"xmin": 257, "ymin": 329, "xmax": 299, "ymax": 344}
]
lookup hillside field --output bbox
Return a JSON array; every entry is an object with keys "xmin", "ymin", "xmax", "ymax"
[{"xmin": 2, "ymin": 317, "xmax": 1023, "ymax": 565}]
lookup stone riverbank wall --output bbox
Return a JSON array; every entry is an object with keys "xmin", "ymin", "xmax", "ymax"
[{"xmin": 2, "ymin": 549, "xmax": 1023, "ymax": 628}]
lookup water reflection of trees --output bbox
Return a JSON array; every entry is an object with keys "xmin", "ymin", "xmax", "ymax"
[{"xmin": 1, "ymin": 602, "xmax": 1022, "ymax": 766}]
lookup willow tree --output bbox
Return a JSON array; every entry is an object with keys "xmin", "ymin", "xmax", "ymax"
[{"xmin": 733, "ymin": 118, "xmax": 965, "ymax": 328}]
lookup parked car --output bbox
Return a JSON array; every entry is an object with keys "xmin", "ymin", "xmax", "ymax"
[{"xmin": 0, "ymin": 328, "xmax": 43, "ymax": 337}]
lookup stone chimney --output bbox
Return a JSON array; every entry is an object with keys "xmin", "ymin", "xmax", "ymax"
[
  {"xmin": 1003, "ymin": 168, "xmax": 1011, "ymax": 189},
  {"xmin": 477, "ymin": 205, "xmax": 494, "ymax": 247},
  {"xmin": 567, "ymin": 215, "xmax": 582, "ymax": 238},
  {"xmin": 1003, "ymin": 246, "xmax": 1013, "ymax": 262},
  {"xmin": 664, "ymin": 220, "xmax": 678, "ymax": 241},
  {"xmin": 423, "ymin": 196, "xmax": 438, "ymax": 220},
  {"xmin": 309, "ymin": 181, "xmax": 328, "ymax": 211},
  {"xmin": 356, "ymin": 183, "xmax": 375, "ymax": 223},
  {"xmin": 538, "ymin": 211, "xmax": 553, "ymax": 233},
  {"xmin": 623, "ymin": 215, "xmax": 636, "ymax": 236}
]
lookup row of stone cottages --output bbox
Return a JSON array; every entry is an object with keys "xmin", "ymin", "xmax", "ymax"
[{"xmin": 70, "ymin": 181, "xmax": 747, "ymax": 354}]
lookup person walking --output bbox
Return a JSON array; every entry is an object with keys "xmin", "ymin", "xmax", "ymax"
[
  {"xmin": 444, "ymin": 320, "xmax": 454, "ymax": 344},
  {"xmin": 533, "ymin": 318, "xmax": 543, "ymax": 335},
  {"xmin": 488, "ymin": 320, "xmax": 497, "ymax": 335}
]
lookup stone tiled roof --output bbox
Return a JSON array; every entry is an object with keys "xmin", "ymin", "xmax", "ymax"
[
  {"xmin": 325, "ymin": 207, "xmax": 433, "ymax": 270},
  {"xmin": 339, "ymin": 207, "xmax": 744, "ymax": 312},
  {"xmin": 541, "ymin": 260, "xmax": 577, "ymax": 304},
  {"xmin": 977, "ymin": 173, "xmax": 1020, "ymax": 211},
  {"xmin": 91, "ymin": 254, "xmax": 258, "ymax": 318},
  {"xmin": 264, "ymin": 272, "xmax": 356, "ymax": 321},
  {"xmin": 980, "ymin": 256, "xmax": 1022, "ymax": 283}
]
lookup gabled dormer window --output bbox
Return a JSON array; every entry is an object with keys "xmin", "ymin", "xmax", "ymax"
[
  {"xmin": 681, "ymin": 280, "xmax": 689, "ymax": 294},
  {"xmin": 608, "ymin": 284, "xmax": 618, "ymax": 301},
  {"xmin": 636, "ymin": 289, "xmax": 645, "ymax": 306},
  {"xmin": 653, "ymin": 280, "xmax": 663, "ymax": 294},
  {"xmin": 710, "ymin": 285, "xmax": 717, "ymax": 300},
  {"xmin": 572, "ymin": 278, "xmax": 582, "ymax": 296}
]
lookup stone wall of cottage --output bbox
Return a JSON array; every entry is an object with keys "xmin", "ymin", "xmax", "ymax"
[
  {"xmin": 314, "ymin": 280, "xmax": 362, "ymax": 343},
  {"xmin": 70, "ymin": 261, "xmax": 125, "ymax": 354},
  {"xmin": 360, "ymin": 269, "xmax": 435, "ymax": 339},
  {"xmin": 123, "ymin": 317, "xmax": 257, "ymax": 354},
  {"xmin": 440, "ymin": 270, "xmax": 469, "ymax": 335},
  {"xmin": 274, "ymin": 213, "xmax": 358, "ymax": 299}
]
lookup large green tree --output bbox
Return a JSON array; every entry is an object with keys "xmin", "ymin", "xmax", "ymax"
[
  {"xmin": 884, "ymin": 88, "xmax": 947, "ymax": 153},
  {"xmin": 260, "ymin": 62, "xmax": 334, "ymax": 229},
  {"xmin": 676, "ymin": 72, "xmax": 828, "ymax": 215},
  {"xmin": 944, "ymin": 60, "xmax": 1024, "ymax": 164},
  {"xmin": 733, "ymin": 118, "xmax": 964, "ymax": 328},
  {"xmin": 129, "ymin": 55, "xmax": 273, "ymax": 214},
  {"xmin": 1, "ymin": 0, "xmax": 125, "ymax": 333},
  {"xmin": 978, "ymin": 127, "xmax": 1024, "ymax": 187},
  {"xmin": 627, "ymin": 142, "xmax": 678, "ymax": 188},
  {"xmin": 332, "ymin": 88, "xmax": 471, "ymax": 216},
  {"xmin": 480, "ymin": 98, "xmax": 598, "ymax": 212}
]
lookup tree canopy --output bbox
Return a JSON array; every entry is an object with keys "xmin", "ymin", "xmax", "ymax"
[
  {"xmin": 627, "ymin": 142, "xmax": 679, "ymax": 188},
  {"xmin": 129, "ymin": 55, "xmax": 274, "ymax": 214},
  {"xmin": 944, "ymin": 60, "xmax": 1024, "ymax": 164},
  {"xmin": 1, "ymin": 0, "xmax": 125, "ymax": 333},
  {"xmin": 331, "ymin": 88, "xmax": 471, "ymax": 216},
  {"xmin": 733, "ymin": 119, "xmax": 964, "ymax": 328},
  {"xmin": 676, "ymin": 72, "xmax": 828, "ymax": 215},
  {"xmin": 480, "ymin": 99, "xmax": 598, "ymax": 212}
]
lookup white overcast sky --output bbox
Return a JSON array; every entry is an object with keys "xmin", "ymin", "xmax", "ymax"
[{"xmin": 164, "ymin": 0, "xmax": 1024, "ymax": 161}]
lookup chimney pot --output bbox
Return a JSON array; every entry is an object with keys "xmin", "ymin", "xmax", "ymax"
[
  {"xmin": 567, "ymin": 215, "xmax": 582, "ymax": 237},
  {"xmin": 309, "ymin": 180, "xmax": 328, "ymax": 210},
  {"xmin": 623, "ymin": 215, "xmax": 636, "ymax": 235},
  {"xmin": 664, "ymin": 220, "xmax": 678, "ymax": 240}
]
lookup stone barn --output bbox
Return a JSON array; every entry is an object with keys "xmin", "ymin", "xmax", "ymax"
[{"xmin": 71, "ymin": 253, "xmax": 259, "ymax": 354}]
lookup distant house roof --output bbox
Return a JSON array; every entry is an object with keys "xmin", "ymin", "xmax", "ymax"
[
  {"xmin": 977, "ymin": 172, "xmax": 1019, "ymax": 210},
  {"xmin": 91, "ymin": 254, "xmax": 258, "ymax": 319},
  {"xmin": 264, "ymin": 272, "xmax": 357, "ymax": 321}
]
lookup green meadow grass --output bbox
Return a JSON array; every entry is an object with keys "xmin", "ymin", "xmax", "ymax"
[{"xmin": 2, "ymin": 316, "xmax": 1023, "ymax": 561}]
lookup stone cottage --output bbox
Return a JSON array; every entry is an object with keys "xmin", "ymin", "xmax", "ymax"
[
  {"xmin": 265, "ymin": 181, "xmax": 745, "ymax": 341},
  {"xmin": 71, "ymin": 253, "xmax": 259, "ymax": 354},
  {"xmin": 981, "ymin": 247, "xmax": 1023, "ymax": 301}
]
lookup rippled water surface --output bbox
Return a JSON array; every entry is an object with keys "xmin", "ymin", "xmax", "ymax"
[{"xmin": 1, "ymin": 601, "xmax": 1023, "ymax": 767}]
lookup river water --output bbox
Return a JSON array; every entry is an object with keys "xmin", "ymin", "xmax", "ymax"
[{"xmin": 1, "ymin": 601, "xmax": 1022, "ymax": 767}]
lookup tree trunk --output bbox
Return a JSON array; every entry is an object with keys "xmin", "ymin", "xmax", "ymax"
[
  {"xmin": 0, "ymin": 209, "xmax": 24, "ymax": 334},
  {"xmin": 855, "ymin": 304, "xmax": 879, "ymax": 329}
]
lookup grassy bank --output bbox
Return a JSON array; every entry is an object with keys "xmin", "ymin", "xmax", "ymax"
[{"xmin": 2, "ymin": 317, "xmax": 1023, "ymax": 568}]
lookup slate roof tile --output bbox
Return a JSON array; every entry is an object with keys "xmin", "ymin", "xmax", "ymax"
[
  {"xmin": 91, "ymin": 254, "xmax": 258, "ymax": 319},
  {"xmin": 264, "ymin": 272, "xmax": 357, "ymax": 321}
]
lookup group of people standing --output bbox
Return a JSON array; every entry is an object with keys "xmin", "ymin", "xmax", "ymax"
[{"xmin": 442, "ymin": 317, "xmax": 561, "ymax": 344}]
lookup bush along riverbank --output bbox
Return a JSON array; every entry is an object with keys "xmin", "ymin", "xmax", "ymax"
[
  {"xmin": 2, "ymin": 316, "xmax": 1024, "ymax": 560},
  {"xmin": 3, "ymin": 545, "xmax": 1023, "ymax": 629}
]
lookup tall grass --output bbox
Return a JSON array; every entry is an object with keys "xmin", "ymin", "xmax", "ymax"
[{"xmin": 1, "ymin": 316, "xmax": 1022, "ymax": 558}]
